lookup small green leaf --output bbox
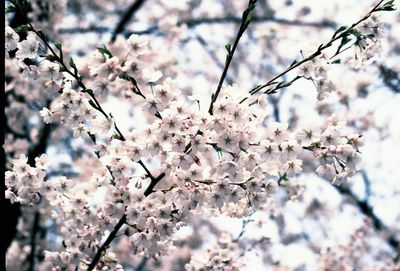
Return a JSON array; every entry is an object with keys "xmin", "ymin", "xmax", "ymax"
[
  {"xmin": 5, "ymin": 5, "xmax": 16, "ymax": 13},
  {"xmin": 45, "ymin": 54, "xmax": 58, "ymax": 62},
  {"xmin": 332, "ymin": 26, "xmax": 347, "ymax": 39},
  {"xmin": 54, "ymin": 41, "xmax": 62, "ymax": 51},
  {"xmin": 247, "ymin": 3, "xmax": 256, "ymax": 12},
  {"xmin": 69, "ymin": 57, "xmax": 78, "ymax": 75},
  {"xmin": 375, "ymin": 0, "xmax": 396, "ymax": 12},
  {"xmin": 382, "ymin": 6, "xmax": 396, "ymax": 11},
  {"xmin": 88, "ymin": 99, "xmax": 97, "ymax": 109},
  {"xmin": 69, "ymin": 57, "xmax": 76, "ymax": 69},
  {"xmin": 225, "ymin": 43, "xmax": 232, "ymax": 54},
  {"xmin": 335, "ymin": 34, "xmax": 352, "ymax": 55},
  {"xmin": 245, "ymin": 16, "xmax": 253, "ymax": 27},
  {"xmin": 22, "ymin": 0, "xmax": 30, "ymax": 9},
  {"xmin": 246, "ymin": 0, "xmax": 257, "ymax": 13},
  {"xmin": 37, "ymin": 30, "xmax": 49, "ymax": 42},
  {"xmin": 276, "ymin": 81, "xmax": 285, "ymax": 88},
  {"xmin": 14, "ymin": 24, "xmax": 30, "ymax": 33},
  {"xmin": 97, "ymin": 45, "xmax": 113, "ymax": 58}
]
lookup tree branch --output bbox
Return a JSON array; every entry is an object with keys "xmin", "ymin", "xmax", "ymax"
[
  {"xmin": 27, "ymin": 211, "xmax": 40, "ymax": 271},
  {"xmin": 86, "ymin": 171, "xmax": 165, "ymax": 270},
  {"xmin": 26, "ymin": 21, "xmax": 158, "ymax": 177},
  {"xmin": 334, "ymin": 182, "xmax": 400, "ymax": 258},
  {"xmin": 143, "ymin": 172, "xmax": 166, "ymax": 197},
  {"xmin": 86, "ymin": 214, "xmax": 127, "ymax": 271},
  {"xmin": 378, "ymin": 65, "xmax": 400, "ymax": 93},
  {"xmin": 111, "ymin": 0, "xmax": 147, "ymax": 42},
  {"xmin": 135, "ymin": 257, "xmax": 148, "ymax": 271},
  {"xmin": 181, "ymin": 16, "xmax": 335, "ymax": 29},
  {"xmin": 58, "ymin": 16, "xmax": 336, "ymax": 36},
  {"xmin": 195, "ymin": 35, "xmax": 234, "ymax": 85},
  {"xmin": 241, "ymin": 0, "xmax": 386, "ymax": 104},
  {"xmin": 208, "ymin": 0, "xmax": 258, "ymax": 114}
]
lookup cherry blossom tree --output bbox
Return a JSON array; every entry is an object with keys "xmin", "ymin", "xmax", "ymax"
[{"xmin": 4, "ymin": 0, "xmax": 400, "ymax": 270}]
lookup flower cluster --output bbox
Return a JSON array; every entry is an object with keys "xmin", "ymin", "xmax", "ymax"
[
  {"xmin": 39, "ymin": 88, "xmax": 96, "ymax": 131},
  {"xmin": 5, "ymin": 154, "xmax": 48, "ymax": 205},
  {"xmin": 312, "ymin": 117, "xmax": 364, "ymax": 185},
  {"xmin": 353, "ymin": 15, "xmax": 384, "ymax": 64},
  {"xmin": 297, "ymin": 53, "xmax": 336, "ymax": 101},
  {"xmin": 5, "ymin": 44, "xmax": 364, "ymax": 263},
  {"xmin": 4, "ymin": 0, "xmax": 395, "ymax": 269},
  {"xmin": 126, "ymin": 190, "xmax": 188, "ymax": 256},
  {"xmin": 317, "ymin": 222, "xmax": 399, "ymax": 271},
  {"xmin": 5, "ymin": 26, "xmax": 20, "ymax": 52},
  {"xmin": 185, "ymin": 233, "xmax": 241, "ymax": 271}
]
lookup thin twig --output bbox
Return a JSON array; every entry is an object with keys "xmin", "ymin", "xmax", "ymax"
[
  {"xmin": 86, "ymin": 215, "xmax": 127, "ymax": 271},
  {"xmin": 233, "ymin": 218, "xmax": 254, "ymax": 242},
  {"xmin": 208, "ymin": 0, "xmax": 258, "ymax": 114},
  {"xmin": 195, "ymin": 35, "xmax": 234, "ymax": 85},
  {"xmin": 240, "ymin": 0, "xmax": 386, "ymax": 104}
]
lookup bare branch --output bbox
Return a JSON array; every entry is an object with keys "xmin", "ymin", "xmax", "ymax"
[
  {"xmin": 111, "ymin": 0, "xmax": 148, "ymax": 42},
  {"xmin": 379, "ymin": 65, "xmax": 400, "ymax": 93},
  {"xmin": 334, "ymin": 182, "xmax": 400, "ymax": 257},
  {"xmin": 87, "ymin": 215, "xmax": 127, "ymax": 271},
  {"xmin": 135, "ymin": 257, "xmax": 148, "ymax": 271},
  {"xmin": 195, "ymin": 35, "xmax": 234, "ymax": 85},
  {"xmin": 58, "ymin": 16, "xmax": 336, "ymax": 36},
  {"xmin": 208, "ymin": 0, "xmax": 258, "ymax": 114}
]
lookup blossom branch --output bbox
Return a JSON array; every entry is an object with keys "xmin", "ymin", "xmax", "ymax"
[
  {"xmin": 86, "ymin": 214, "xmax": 127, "ymax": 271},
  {"xmin": 17, "ymin": 16, "xmax": 166, "ymax": 269},
  {"xmin": 24, "ymin": 21, "xmax": 159, "ymax": 178},
  {"xmin": 241, "ymin": 0, "xmax": 388, "ymax": 103},
  {"xmin": 86, "ymin": 170, "xmax": 165, "ymax": 270},
  {"xmin": 27, "ymin": 23, "xmax": 112, "ymax": 121},
  {"xmin": 5, "ymin": 109, "xmax": 52, "ymax": 257}
]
